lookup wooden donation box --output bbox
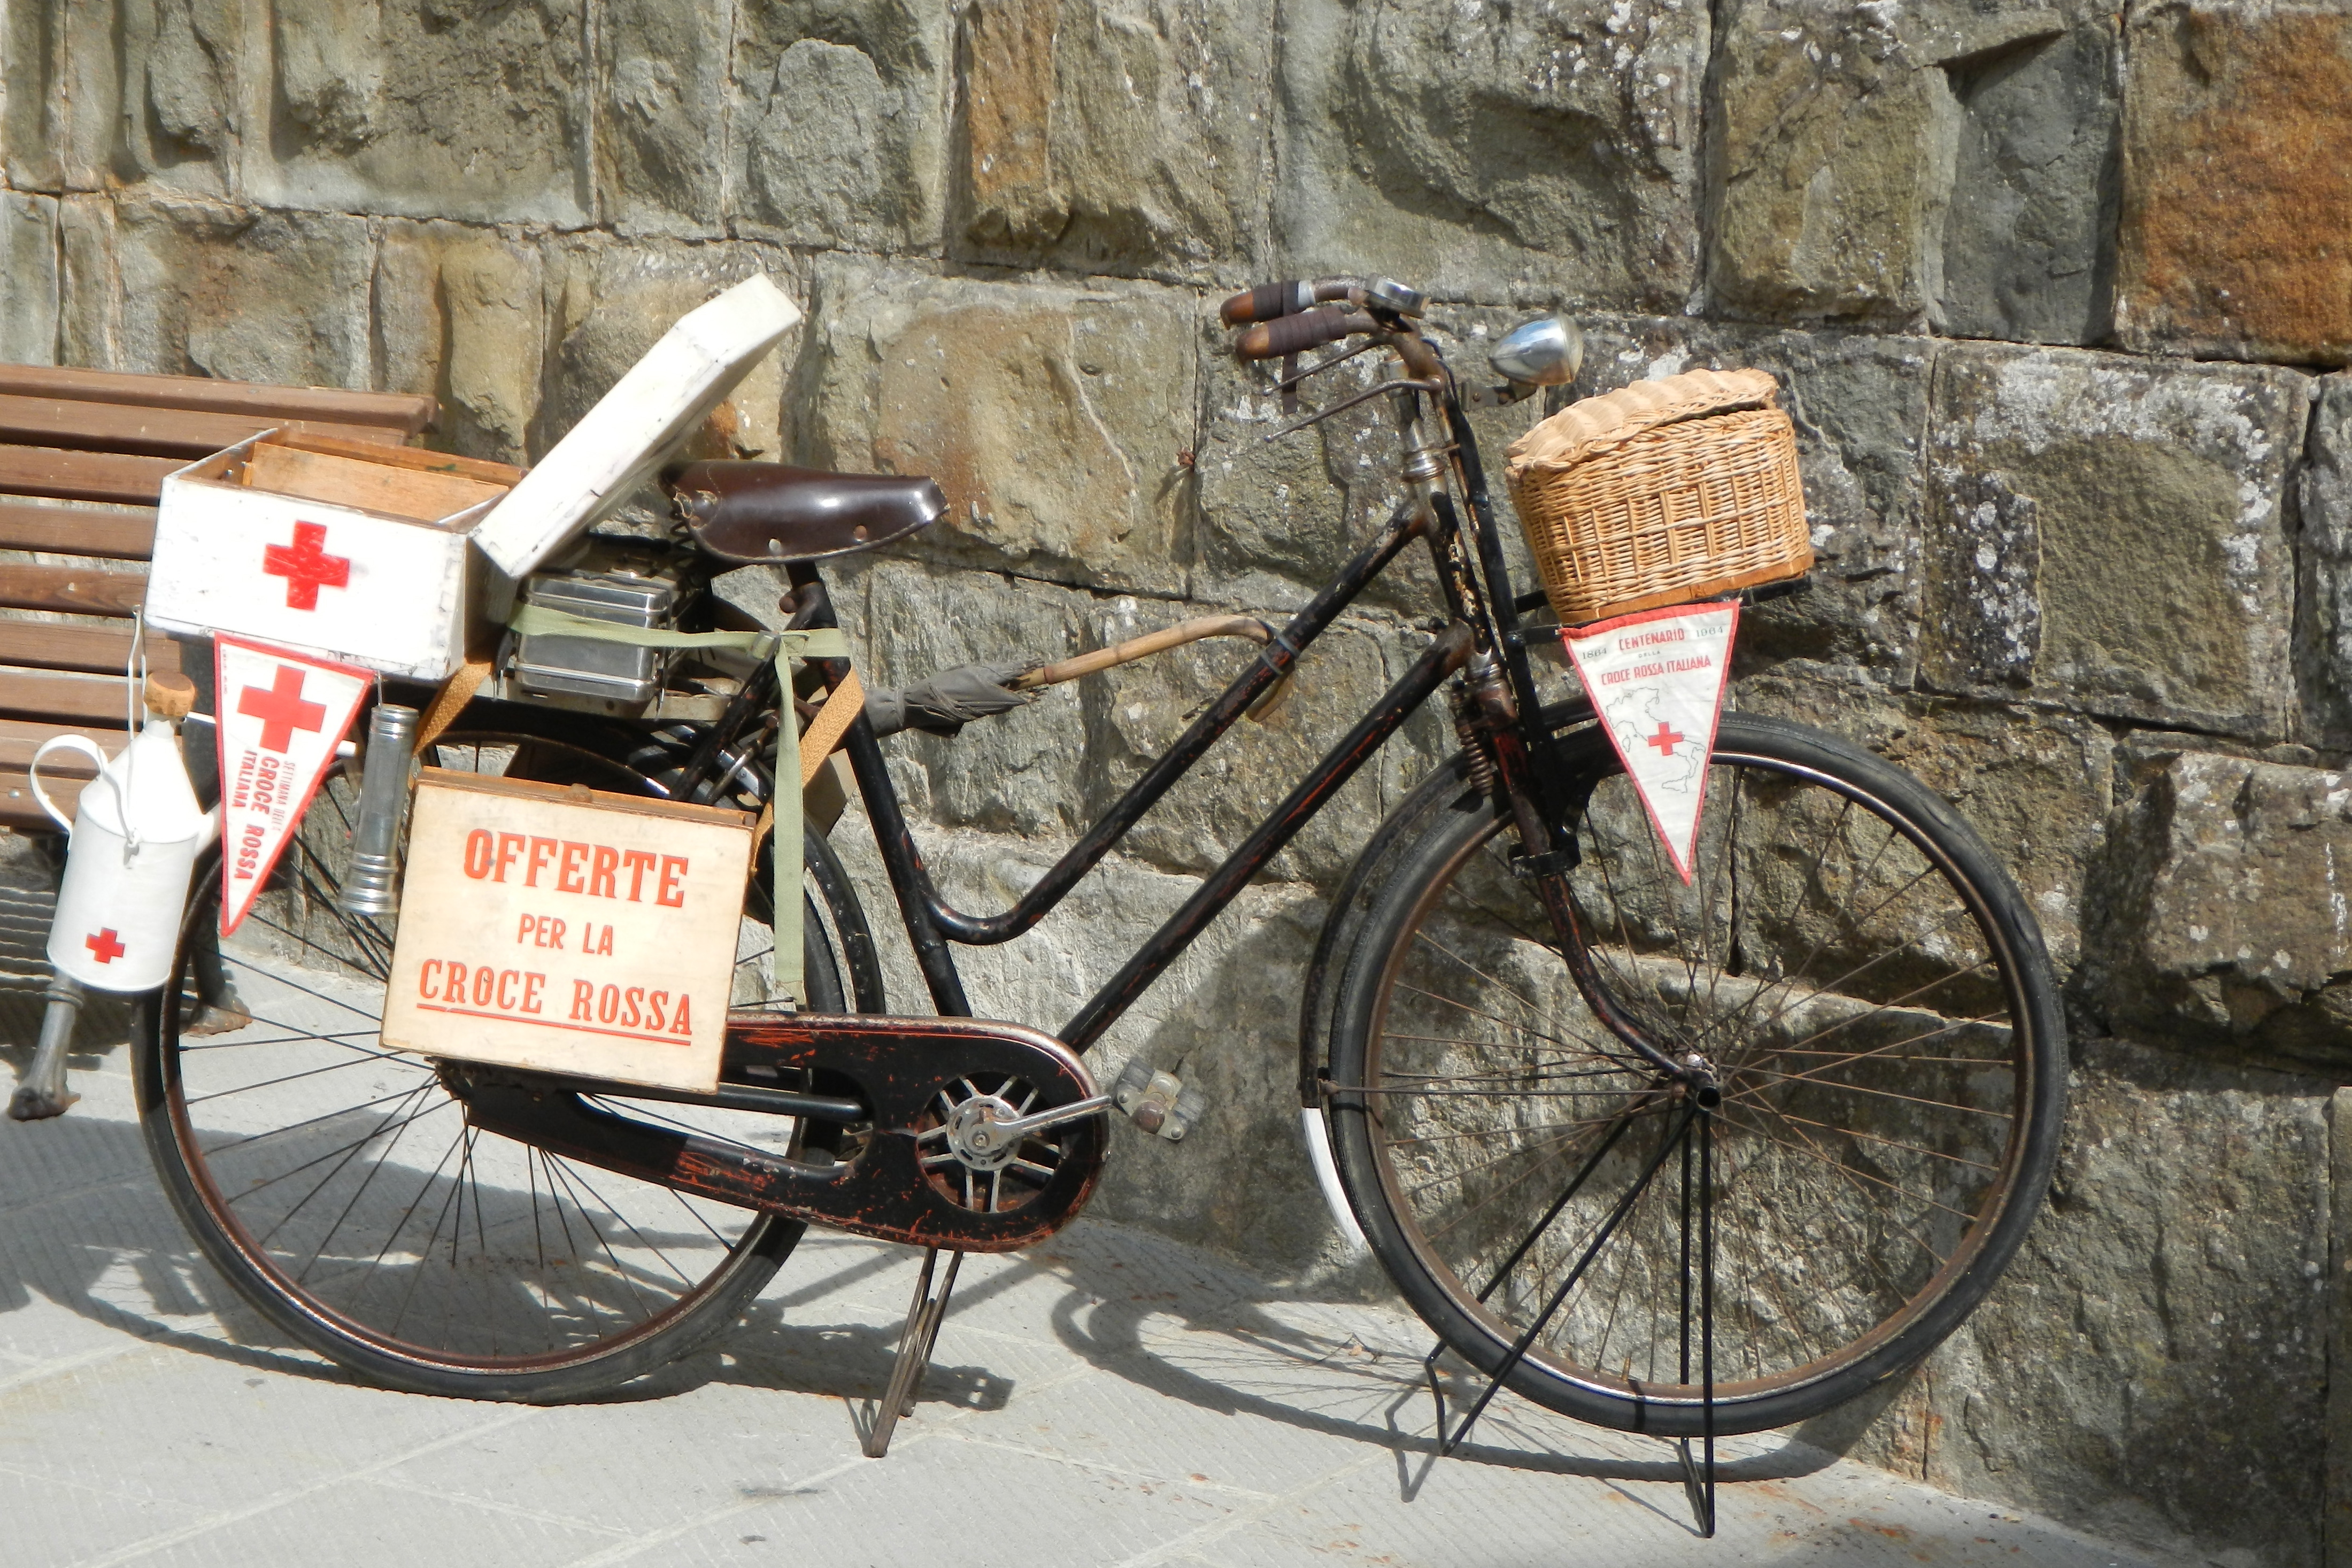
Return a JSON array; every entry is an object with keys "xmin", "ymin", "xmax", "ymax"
[{"xmin": 381, "ymin": 770, "xmax": 753, "ymax": 1093}]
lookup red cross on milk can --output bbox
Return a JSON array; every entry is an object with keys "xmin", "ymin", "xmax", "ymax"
[{"xmin": 34, "ymin": 675, "xmax": 217, "ymax": 993}]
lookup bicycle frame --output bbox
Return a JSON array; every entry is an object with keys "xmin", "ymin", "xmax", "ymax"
[{"xmin": 726, "ymin": 353, "xmax": 1677, "ymax": 1077}]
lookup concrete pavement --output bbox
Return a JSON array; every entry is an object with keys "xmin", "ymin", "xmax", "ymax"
[{"xmin": 0, "ymin": 982, "xmax": 2194, "ymax": 1568}]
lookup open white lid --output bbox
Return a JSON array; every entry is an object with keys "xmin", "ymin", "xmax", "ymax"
[{"xmin": 472, "ymin": 273, "xmax": 803, "ymax": 584}]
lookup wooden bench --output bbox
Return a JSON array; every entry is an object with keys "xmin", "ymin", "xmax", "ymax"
[{"xmin": 0, "ymin": 366, "xmax": 438, "ymax": 829}]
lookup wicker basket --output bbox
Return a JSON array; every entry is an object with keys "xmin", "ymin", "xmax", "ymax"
[{"xmin": 1505, "ymin": 368, "xmax": 1811, "ymax": 624}]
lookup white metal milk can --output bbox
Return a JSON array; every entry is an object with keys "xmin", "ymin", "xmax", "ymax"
[{"xmin": 34, "ymin": 675, "xmax": 217, "ymax": 992}]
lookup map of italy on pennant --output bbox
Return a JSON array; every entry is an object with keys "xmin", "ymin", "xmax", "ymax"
[
  {"xmin": 1561, "ymin": 602, "xmax": 1740, "ymax": 885},
  {"xmin": 214, "ymin": 635, "xmax": 372, "ymax": 935}
]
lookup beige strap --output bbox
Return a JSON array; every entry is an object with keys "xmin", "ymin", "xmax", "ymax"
[
  {"xmin": 754, "ymin": 669, "xmax": 866, "ymax": 853},
  {"xmin": 412, "ymin": 658, "xmax": 495, "ymax": 755},
  {"xmin": 798, "ymin": 668, "xmax": 865, "ymax": 790}
]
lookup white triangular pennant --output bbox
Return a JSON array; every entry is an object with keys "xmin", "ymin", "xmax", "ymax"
[
  {"xmin": 214, "ymin": 635, "xmax": 371, "ymax": 935},
  {"xmin": 1561, "ymin": 602, "xmax": 1740, "ymax": 885}
]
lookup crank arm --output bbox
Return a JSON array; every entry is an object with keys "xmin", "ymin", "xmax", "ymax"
[{"xmin": 986, "ymin": 1095, "xmax": 1111, "ymax": 1140}]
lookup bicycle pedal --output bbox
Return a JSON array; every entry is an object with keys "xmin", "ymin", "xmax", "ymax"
[{"xmin": 1112, "ymin": 1060, "xmax": 1206, "ymax": 1142}]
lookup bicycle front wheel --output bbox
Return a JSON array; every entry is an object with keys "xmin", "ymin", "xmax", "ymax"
[
  {"xmin": 130, "ymin": 721, "xmax": 865, "ymax": 1402},
  {"xmin": 1328, "ymin": 713, "xmax": 2065, "ymax": 1436}
]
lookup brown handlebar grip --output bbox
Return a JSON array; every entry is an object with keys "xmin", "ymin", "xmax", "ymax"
[
  {"xmin": 1235, "ymin": 308, "xmax": 1375, "ymax": 361},
  {"xmin": 1219, "ymin": 281, "xmax": 1310, "ymax": 327}
]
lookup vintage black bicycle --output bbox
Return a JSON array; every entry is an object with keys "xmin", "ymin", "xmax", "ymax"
[{"xmin": 128, "ymin": 275, "xmax": 2066, "ymax": 1528}]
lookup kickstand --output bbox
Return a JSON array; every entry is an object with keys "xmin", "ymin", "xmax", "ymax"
[
  {"xmin": 862, "ymin": 1248, "xmax": 962, "ymax": 1459},
  {"xmin": 1420, "ymin": 1103, "xmax": 1719, "ymax": 1540},
  {"xmin": 1676, "ymin": 1103, "xmax": 1717, "ymax": 1538}
]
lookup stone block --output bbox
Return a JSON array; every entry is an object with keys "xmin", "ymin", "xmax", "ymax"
[
  {"xmin": 2117, "ymin": 2, "xmax": 2352, "ymax": 366},
  {"xmin": 1079, "ymin": 606, "xmax": 1394, "ymax": 886},
  {"xmin": 372, "ymin": 223, "xmax": 545, "ymax": 465},
  {"xmin": 833, "ymin": 557, "xmax": 1091, "ymax": 843},
  {"xmin": 1553, "ymin": 316, "xmax": 1934, "ymax": 682},
  {"xmin": 1, "ymin": 0, "xmax": 64, "ymax": 189},
  {"xmin": 1708, "ymin": 0, "xmax": 1946, "ymax": 324},
  {"xmin": 106, "ymin": 200, "xmax": 372, "ymax": 387},
  {"xmin": 1808, "ymin": 1040, "xmax": 2331, "ymax": 1564},
  {"xmin": 798, "ymin": 259, "xmax": 1197, "ymax": 597},
  {"xmin": 1743, "ymin": 675, "xmax": 2111, "ymax": 973},
  {"xmin": 2084, "ymin": 745, "xmax": 2352, "ymax": 1070},
  {"xmin": 1917, "ymin": 344, "xmax": 2309, "ymax": 739},
  {"xmin": 3, "ymin": 0, "xmax": 120, "ymax": 192},
  {"xmin": 246, "ymin": 0, "xmax": 588, "ymax": 226},
  {"xmin": 1937, "ymin": 21, "xmax": 2120, "ymax": 345},
  {"xmin": 595, "ymin": 0, "xmax": 729, "ymax": 236},
  {"xmin": 0, "ymin": 195, "xmax": 59, "ymax": 367},
  {"xmin": 1274, "ymin": 0, "xmax": 1704, "ymax": 311},
  {"xmin": 731, "ymin": 0, "xmax": 953, "ymax": 255},
  {"xmin": 952, "ymin": 0, "xmax": 1273, "ymax": 277},
  {"xmin": 55, "ymin": 197, "xmax": 118, "ymax": 369},
  {"xmin": 111, "ymin": 0, "xmax": 243, "ymax": 197},
  {"xmin": 1709, "ymin": 0, "xmax": 2107, "ymax": 329},
  {"xmin": 533, "ymin": 241, "xmax": 796, "ymax": 467},
  {"xmin": 2303, "ymin": 374, "xmax": 2352, "ymax": 743}
]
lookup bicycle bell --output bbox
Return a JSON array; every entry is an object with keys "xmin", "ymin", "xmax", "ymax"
[
  {"xmin": 1489, "ymin": 312, "xmax": 1585, "ymax": 390},
  {"xmin": 1363, "ymin": 277, "xmax": 1427, "ymax": 318}
]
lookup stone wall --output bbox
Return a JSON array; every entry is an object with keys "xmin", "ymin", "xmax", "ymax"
[{"xmin": 7, "ymin": 2, "xmax": 2352, "ymax": 1562}]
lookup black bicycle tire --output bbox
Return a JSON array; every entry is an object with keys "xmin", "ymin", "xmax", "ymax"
[
  {"xmin": 129, "ymin": 713, "xmax": 867, "ymax": 1402},
  {"xmin": 1326, "ymin": 712, "xmax": 2067, "ymax": 1436}
]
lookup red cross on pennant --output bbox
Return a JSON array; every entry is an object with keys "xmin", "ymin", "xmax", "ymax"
[
  {"xmin": 261, "ymin": 521, "xmax": 351, "ymax": 612},
  {"xmin": 237, "ymin": 666, "xmax": 328, "ymax": 753},
  {"xmin": 1645, "ymin": 722, "xmax": 1686, "ymax": 756},
  {"xmin": 85, "ymin": 928, "xmax": 126, "ymax": 964}
]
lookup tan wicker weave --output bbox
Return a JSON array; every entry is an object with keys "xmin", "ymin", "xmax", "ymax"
[{"xmin": 1505, "ymin": 368, "xmax": 1811, "ymax": 624}]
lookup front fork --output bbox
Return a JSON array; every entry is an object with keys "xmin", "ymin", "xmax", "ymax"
[{"xmin": 1461, "ymin": 654, "xmax": 1707, "ymax": 1091}]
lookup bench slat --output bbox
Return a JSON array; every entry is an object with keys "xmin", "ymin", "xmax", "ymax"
[
  {"xmin": 0, "ymin": 563, "xmax": 147, "ymax": 617},
  {"xmin": 0, "ymin": 768, "xmax": 86, "ymax": 829},
  {"xmin": 0, "ymin": 499, "xmax": 157, "ymax": 559},
  {"xmin": 0, "ymin": 717, "xmax": 124, "ymax": 773},
  {"xmin": 0, "ymin": 444, "xmax": 182, "ymax": 506},
  {"xmin": 0, "ymin": 365, "xmax": 435, "ymax": 436},
  {"xmin": 0, "ymin": 665, "xmax": 146, "ymax": 723},
  {"xmin": 0, "ymin": 395, "xmax": 392, "ymax": 460},
  {"xmin": 0, "ymin": 622, "xmax": 178, "ymax": 676}
]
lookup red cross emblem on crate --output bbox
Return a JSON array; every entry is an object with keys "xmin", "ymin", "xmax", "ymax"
[{"xmin": 261, "ymin": 521, "xmax": 351, "ymax": 612}]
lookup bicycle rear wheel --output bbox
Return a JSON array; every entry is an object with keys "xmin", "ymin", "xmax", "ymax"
[
  {"xmin": 130, "ymin": 717, "xmax": 869, "ymax": 1401},
  {"xmin": 1327, "ymin": 713, "xmax": 2065, "ymax": 1436}
]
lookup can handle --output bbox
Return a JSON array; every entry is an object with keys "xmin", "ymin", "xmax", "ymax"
[{"xmin": 28, "ymin": 735, "xmax": 114, "ymax": 833}]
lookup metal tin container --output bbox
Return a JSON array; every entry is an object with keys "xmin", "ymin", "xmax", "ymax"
[{"xmin": 508, "ymin": 570, "xmax": 680, "ymax": 705}]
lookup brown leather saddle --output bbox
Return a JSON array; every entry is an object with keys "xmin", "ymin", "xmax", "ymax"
[{"xmin": 667, "ymin": 460, "xmax": 945, "ymax": 565}]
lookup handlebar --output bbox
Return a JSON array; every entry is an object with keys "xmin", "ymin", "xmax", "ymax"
[
  {"xmin": 1217, "ymin": 278, "xmax": 1360, "ymax": 326},
  {"xmin": 1233, "ymin": 308, "xmax": 1379, "ymax": 361}
]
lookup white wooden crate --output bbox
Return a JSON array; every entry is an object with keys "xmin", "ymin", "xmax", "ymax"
[{"xmin": 145, "ymin": 433, "xmax": 519, "ymax": 682}]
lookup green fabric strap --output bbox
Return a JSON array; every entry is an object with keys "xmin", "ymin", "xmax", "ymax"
[
  {"xmin": 505, "ymin": 602, "xmax": 853, "ymax": 1007},
  {"xmin": 505, "ymin": 604, "xmax": 849, "ymax": 663}
]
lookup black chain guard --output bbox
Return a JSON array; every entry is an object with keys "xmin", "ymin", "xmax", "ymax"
[{"xmin": 461, "ymin": 1014, "xmax": 1107, "ymax": 1253}]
